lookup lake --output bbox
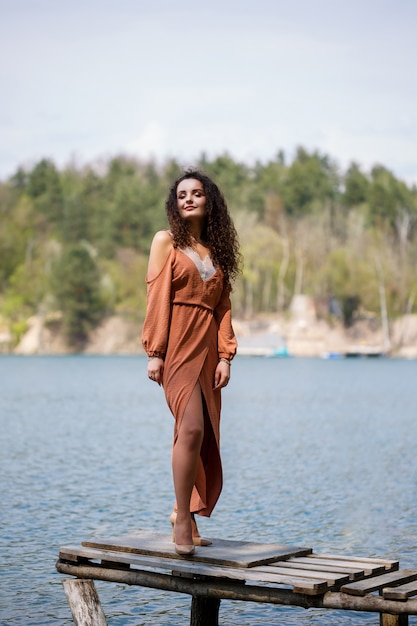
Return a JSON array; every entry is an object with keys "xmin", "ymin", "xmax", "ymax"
[{"xmin": 1, "ymin": 355, "xmax": 416, "ymax": 625}]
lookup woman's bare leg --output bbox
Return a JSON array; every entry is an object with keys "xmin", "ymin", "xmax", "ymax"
[{"xmin": 172, "ymin": 382, "xmax": 204, "ymax": 546}]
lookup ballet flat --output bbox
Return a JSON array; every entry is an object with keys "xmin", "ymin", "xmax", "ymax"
[{"xmin": 170, "ymin": 511, "xmax": 212, "ymax": 547}]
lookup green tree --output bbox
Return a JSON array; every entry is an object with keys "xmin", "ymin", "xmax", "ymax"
[
  {"xmin": 368, "ymin": 165, "xmax": 412, "ymax": 227},
  {"xmin": 51, "ymin": 244, "xmax": 105, "ymax": 347},
  {"xmin": 283, "ymin": 147, "xmax": 339, "ymax": 215},
  {"xmin": 0, "ymin": 189, "xmax": 38, "ymax": 289},
  {"xmin": 2, "ymin": 150, "xmax": 417, "ymax": 333},
  {"xmin": 343, "ymin": 162, "xmax": 369, "ymax": 207},
  {"xmin": 27, "ymin": 159, "xmax": 63, "ymax": 227}
]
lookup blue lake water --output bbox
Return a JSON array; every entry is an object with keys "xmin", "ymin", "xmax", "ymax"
[{"xmin": 0, "ymin": 355, "xmax": 416, "ymax": 625}]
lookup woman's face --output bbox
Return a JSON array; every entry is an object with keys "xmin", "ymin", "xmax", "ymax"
[{"xmin": 176, "ymin": 178, "xmax": 207, "ymax": 222}]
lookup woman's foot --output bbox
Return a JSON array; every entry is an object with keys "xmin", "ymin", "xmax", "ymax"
[
  {"xmin": 170, "ymin": 511, "xmax": 195, "ymax": 556},
  {"xmin": 170, "ymin": 511, "xmax": 212, "ymax": 547},
  {"xmin": 191, "ymin": 513, "xmax": 212, "ymax": 546}
]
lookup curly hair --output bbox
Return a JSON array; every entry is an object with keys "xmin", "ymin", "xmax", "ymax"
[{"xmin": 165, "ymin": 169, "xmax": 241, "ymax": 285}]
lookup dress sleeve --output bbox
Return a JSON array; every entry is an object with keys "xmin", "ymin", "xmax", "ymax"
[
  {"xmin": 214, "ymin": 283, "xmax": 237, "ymax": 361},
  {"xmin": 141, "ymin": 251, "xmax": 173, "ymax": 359}
]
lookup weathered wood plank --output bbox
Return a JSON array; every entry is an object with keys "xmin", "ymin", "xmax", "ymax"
[
  {"xmin": 62, "ymin": 579, "xmax": 108, "ymax": 626},
  {"xmin": 289, "ymin": 556, "xmax": 385, "ymax": 575},
  {"xmin": 60, "ymin": 547, "xmax": 86, "ymax": 563},
  {"xmin": 57, "ymin": 559, "xmax": 328, "ymax": 600},
  {"xmin": 253, "ymin": 564, "xmax": 350, "ymax": 586},
  {"xmin": 82, "ymin": 532, "xmax": 311, "ymax": 568},
  {"xmin": 383, "ymin": 581, "xmax": 417, "ymax": 601},
  {"xmin": 60, "ymin": 545, "xmax": 245, "ymax": 582},
  {"xmin": 58, "ymin": 546, "xmax": 329, "ymax": 594},
  {"xmin": 282, "ymin": 558, "xmax": 366, "ymax": 579},
  {"xmin": 313, "ymin": 553, "xmax": 399, "ymax": 571},
  {"xmin": 58, "ymin": 545, "xmax": 361, "ymax": 586},
  {"xmin": 341, "ymin": 571, "xmax": 417, "ymax": 597},
  {"xmin": 57, "ymin": 561, "xmax": 417, "ymax": 615}
]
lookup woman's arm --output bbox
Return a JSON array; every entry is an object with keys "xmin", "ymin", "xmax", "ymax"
[
  {"xmin": 214, "ymin": 284, "xmax": 237, "ymax": 361},
  {"xmin": 213, "ymin": 284, "xmax": 237, "ymax": 390},
  {"xmin": 142, "ymin": 231, "xmax": 173, "ymax": 385}
]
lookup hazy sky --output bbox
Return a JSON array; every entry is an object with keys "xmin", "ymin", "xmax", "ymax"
[{"xmin": 1, "ymin": 0, "xmax": 416, "ymax": 182}]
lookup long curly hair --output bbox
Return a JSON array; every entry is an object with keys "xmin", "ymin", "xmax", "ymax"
[{"xmin": 165, "ymin": 170, "xmax": 241, "ymax": 285}]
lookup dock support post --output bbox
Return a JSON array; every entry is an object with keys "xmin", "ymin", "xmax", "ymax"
[
  {"xmin": 62, "ymin": 579, "xmax": 108, "ymax": 626},
  {"xmin": 190, "ymin": 595, "xmax": 220, "ymax": 626},
  {"xmin": 380, "ymin": 613, "xmax": 408, "ymax": 626}
]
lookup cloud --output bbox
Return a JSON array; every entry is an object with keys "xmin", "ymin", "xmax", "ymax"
[
  {"xmin": 321, "ymin": 125, "xmax": 417, "ymax": 183},
  {"xmin": 126, "ymin": 121, "xmax": 166, "ymax": 160}
]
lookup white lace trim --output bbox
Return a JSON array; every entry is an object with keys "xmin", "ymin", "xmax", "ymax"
[{"xmin": 182, "ymin": 247, "xmax": 216, "ymax": 281}]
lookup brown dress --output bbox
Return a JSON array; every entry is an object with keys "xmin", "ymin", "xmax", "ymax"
[{"xmin": 142, "ymin": 246, "xmax": 237, "ymax": 517}]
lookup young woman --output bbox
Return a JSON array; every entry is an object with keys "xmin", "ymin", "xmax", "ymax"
[{"xmin": 142, "ymin": 170, "xmax": 240, "ymax": 556}]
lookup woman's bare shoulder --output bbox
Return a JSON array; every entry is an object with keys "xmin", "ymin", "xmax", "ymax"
[
  {"xmin": 152, "ymin": 229, "xmax": 173, "ymax": 246},
  {"xmin": 147, "ymin": 230, "xmax": 174, "ymax": 280}
]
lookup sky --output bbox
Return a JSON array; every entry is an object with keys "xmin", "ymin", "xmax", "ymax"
[{"xmin": 1, "ymin": 0, "xmax": 416, "ymax": 183}]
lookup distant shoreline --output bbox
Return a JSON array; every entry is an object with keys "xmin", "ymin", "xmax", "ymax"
[{"xmin": 3, "ymin": 312, "xmax": 416, "ymax": 359}]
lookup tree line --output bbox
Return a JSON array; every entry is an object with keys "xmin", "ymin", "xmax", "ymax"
[{"xmin": 0, "ymin": 148, "xmax": 416, "ymax": 347}]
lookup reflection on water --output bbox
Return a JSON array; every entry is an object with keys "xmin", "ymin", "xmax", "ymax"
[{"xmin": 1, "ymin": 355, "xmax": 416, "ymax": 625}]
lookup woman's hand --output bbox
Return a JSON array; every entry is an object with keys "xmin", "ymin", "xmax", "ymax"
[
  {"xmin": 147, "ymin": 357, "xmax": 164, "ymax": 386},
  {"xmin": 213, "ymin": 359, "xmax": 231, "ymax": 390}
]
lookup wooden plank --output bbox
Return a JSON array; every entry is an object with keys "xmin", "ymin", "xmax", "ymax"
[
  {"xmin": 313, "ymin": 553, "xmax": 399, "ymax": 571},
  {"xmin": 341, "ymin": 571, "xmax": 417, "ymax": 597},
  {"xmin": 58, "ymin": 559, "xmax": 417, "ymax": 613},
  {"xmin": 273, "ymin": 559, "xmax": 364, "ymax": 580},
  {"xmin": 290, "ymin": 556, "xmax": 385, "ymax": 576},
  {"xmin": 383, "ymin": 581, "xmax": 417, "ymax": 601},
  {"xmin": 253, "ymin": 564, "xmax": 350, "ymax": 586},
  {"xmin": 60, "ymin": 547, "xmax": 87, "ymax": 563},
  {"xmin": 57, "ymin": 558, "xmax": 334, "ymax": 605},
  {"xmin": 82, "ymin": 532, "xmax": 312, "ymax": 568},
  {"xmin": 60, "ymin": 545, "xmax": 245, "ymax": 581},
  {"xmin": 286, "ymin": 557, "xmax": 366, "ymax": 579},
  {"xmin": 62, "ymin": 579, "xmax": 108, "ymax": 626},
  {"xmin": 58, "ymin": 545, "xmax": 328, "ymax": 594}
]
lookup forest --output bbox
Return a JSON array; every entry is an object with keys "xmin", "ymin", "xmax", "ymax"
[{"xmin": 0, "ymin": 147, "xmax": 416, "ymax": 348}]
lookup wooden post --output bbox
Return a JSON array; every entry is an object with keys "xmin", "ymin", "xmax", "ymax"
[
  {"xmin": 62, "ymin": 579, "xmax": 108, "ymax": 626},
  {"xmin": 190, "ymin": 595, "xmax": 220, "ymax": 626},
  {"xmin": 380, "ymin": 613, "xmax": 408, "ymax": 626}
]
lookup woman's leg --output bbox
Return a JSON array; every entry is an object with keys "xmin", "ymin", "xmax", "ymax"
[{"xmin": 172, "ymin": 382, "xmax": 204, "ymax": 546}]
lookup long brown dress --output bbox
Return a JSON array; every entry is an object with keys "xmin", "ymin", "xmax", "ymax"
[{"xmin": 142, "ymin": 245, "xmax": 237, "ymax": 517}]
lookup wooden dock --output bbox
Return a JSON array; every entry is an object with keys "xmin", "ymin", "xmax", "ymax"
[{"xmin": 56, "ymin": 531, "xmax": 417, "ymax": 625}]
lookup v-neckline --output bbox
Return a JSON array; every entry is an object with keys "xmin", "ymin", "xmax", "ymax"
[
  {"xmin": 179, "ymin": 248, "xmax": 218, "ymax": 282},
  {"xmin": 191, "ymin": 245, "xmax": 210, "ymax": 262}
]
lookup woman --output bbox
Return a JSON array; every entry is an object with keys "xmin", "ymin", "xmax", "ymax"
[{"xmin": 142, "ymin": 170, "xmax": 240, "ymax": 556}]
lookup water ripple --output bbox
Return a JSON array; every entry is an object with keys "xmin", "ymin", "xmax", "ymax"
[{"xmin": 1, "ymin": 355, "xmax": 416, "ymax": 624}]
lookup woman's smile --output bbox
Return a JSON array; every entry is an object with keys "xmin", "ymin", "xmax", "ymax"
[{"xmin": 177, "ymin": 178, "xmax": 207, "ymax": 221}]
